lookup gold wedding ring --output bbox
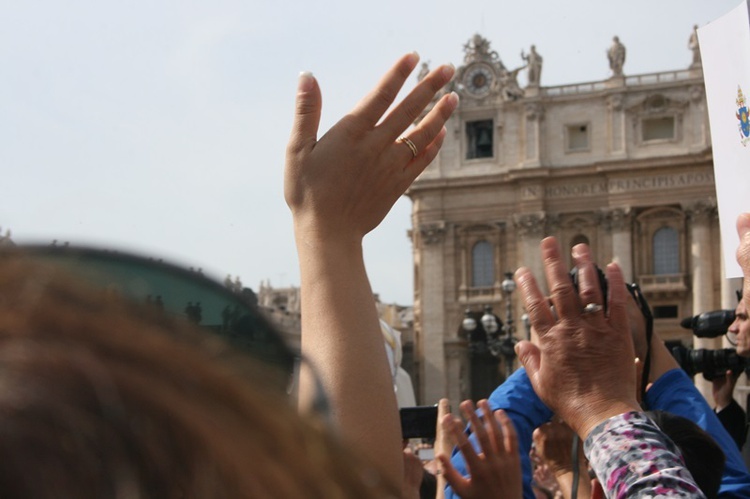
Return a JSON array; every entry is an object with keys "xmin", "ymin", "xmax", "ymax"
[{"xmin": 398, "ymin": 136, "xmax": 418, "ymax": 158}]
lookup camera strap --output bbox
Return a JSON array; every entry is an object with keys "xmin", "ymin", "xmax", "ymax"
[{"xmin": 640, "ymin": 320, "xmax": 653, "ymax": 409}]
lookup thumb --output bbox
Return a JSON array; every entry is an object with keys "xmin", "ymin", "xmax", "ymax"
[
  {"xmin": 736, "ymin": 213, "xmax": 750, "ymax": 302},
  {"xmin": 515, "ymin": 340, "xmax": 541, "ymax": 377},
  {"xmin": 288, "ymin": 72, "xmax": 322, "ymax": 156},
  {"xmin": 737, "ymin": 212, "xmax": 750, "ymax": 240}
]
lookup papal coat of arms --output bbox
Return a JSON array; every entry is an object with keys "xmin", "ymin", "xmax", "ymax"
[{"xmin": 736, "ymin": 85, "xmax": 750, "ymax": 146}]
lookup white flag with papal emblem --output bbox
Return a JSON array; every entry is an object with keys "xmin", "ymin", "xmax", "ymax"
[{"xmin": 699, "ymin": 0, "xmax": 750, "ymax": 278}]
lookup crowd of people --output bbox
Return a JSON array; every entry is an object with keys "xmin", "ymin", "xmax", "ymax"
[{"xmin": 2, "ymin": 53, "xmax": 750, "ymax": 498}]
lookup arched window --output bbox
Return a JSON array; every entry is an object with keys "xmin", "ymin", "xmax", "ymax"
[
  {"xmin": 653, "ymin": 227, "xmax": 679, "ymax": 274},
  {"xmin": 472, "ymin": 241, "xmax": 494, "ymax": 287}
]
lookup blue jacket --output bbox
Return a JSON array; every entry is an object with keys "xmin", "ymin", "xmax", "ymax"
[
  {"xmin": 446, "ymin": 367, "xmax": 750, "ymax": 499},
  {"xmin": 646, "ymin": 368, "xmax": 750, "ymax": 498}
]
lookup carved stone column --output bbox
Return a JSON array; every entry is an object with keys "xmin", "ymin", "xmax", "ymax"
[
  {"xmin": 686, "ymin": 201, "xmax": 717, "ymax": 400},
  {"xmin": 523, "ymin": 103, "xmax": 544, "ymax": 167},
  {"xmin": 417, "ymin": 222, "xmax": 448, "ymax": 404},
  {"xmin": 689, "ymin": 85, "xmax": 707, "ymax": 149},
  {"xmin": 604, "ymin": 207, "xmax": 633, "ymax": 282},
  {"xmin": 513, "ymin": 212, "xmax": 546, "ymax": 288},
  {"xmin": 607, "ymin": 94, "xmax": 625, "ymax": 154}
]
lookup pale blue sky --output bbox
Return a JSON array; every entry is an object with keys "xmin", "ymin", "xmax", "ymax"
[{"xmin": 0, "ymin": 0, "xmax": 740, "ymax": 304}]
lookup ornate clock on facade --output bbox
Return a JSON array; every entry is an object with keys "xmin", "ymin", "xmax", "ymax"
[{"xmin": 462, "ymin": 63, "xmax": 495, "ymax": 97}]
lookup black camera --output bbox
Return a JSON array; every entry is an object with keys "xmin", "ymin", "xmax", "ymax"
[
  {"xmin": 670, "ymin": 344, "xmax": 750, "ymax": 380},
  {"xmin": 680, "ymin": 309, "xmax": 735, "ymax": 338},
  {"xmin": 399, "ymin": 405, "xmax": 438, "ymax": 440}
]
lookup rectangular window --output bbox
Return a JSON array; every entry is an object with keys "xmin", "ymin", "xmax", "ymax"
[
  {"xmin": 466, "ymin": 120, "xmax": 494, "ymax": 159},
  {"xmin": 642, "ymin": 116, "xmax": 675, "ymax": 142},
  {"xmin": 653, "ymin": 305, "xmax": 679, "ymax": 319},
  {"xmin": 566, "ymin": 124, "xmax": 589, "ymax": 151}
]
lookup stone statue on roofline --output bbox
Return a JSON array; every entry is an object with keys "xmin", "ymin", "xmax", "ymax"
[
  {"xmin": 607, "ymin": 36, "xmax": 626, "ymax": 77},
  {"xmin": 688, "ymin": 25, "xmax": 701, "ymax": 68},
  {"xmin": 521, "ymin": 45, "xmax": 542, "ymax": 87},
  {"xmin": 417, "ymin": 61, "xmax": 430, "ymax": 81}
]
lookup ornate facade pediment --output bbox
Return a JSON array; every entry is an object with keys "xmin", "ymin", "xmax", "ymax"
[{"xmin": 626, "ymin": 93, "xmax": 689, "ymax": 115}]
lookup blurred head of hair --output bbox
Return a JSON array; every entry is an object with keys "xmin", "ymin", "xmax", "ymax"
[
  {"xmin": 0, "ymin": 257, "xmax": 393, "ymax": 498},
  {"xmin": 646, "ymin": 410, "xmax": 726, "ymax": 499}
]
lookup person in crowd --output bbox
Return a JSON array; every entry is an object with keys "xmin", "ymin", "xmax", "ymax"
[
  {"xmin": 712, "ymin": 369, "xmax": 747, "ymax": 450},
  {"xmin": 571, "ymin": 243, "xmax": 750, "ymax": 498},
  {"xmin": 532, "ymin": 419, "xmax": 590, "ymax": 499},
  {"xmin": 516, "ymin": 238, "xmax": 703, "ymax": 496},
  {"xmin": 530, "ymin": 445, "xmax": 565, "ymax": 499},
  {"xmin": 285, "ymin": 51, "xmax": 458, "ymax": 490},
  {"xmin": 728, "ymin": 288, "xmax": 750, "ymax": 359},
  {"xmin": 0, "ymin": 259, "xmax": 394, "ymax": 498},
  {"xmin": 532, "ymin": 411, "xmax": 726, "ymax": 499},
  {"xmin": 444, "ymin": 236, "xmax": 705, "ymax": 498}
]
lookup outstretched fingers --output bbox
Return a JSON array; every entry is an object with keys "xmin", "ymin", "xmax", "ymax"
[
  {"xmin": 515, "ymin": 266, "xmax": 554, "ymax": 337},
  {"xmin": 439, "ymin": 414, "xmax": 475, "ymax": 495},
  {"xmin": 540, "ymin": 237, "xmax": 580, "ymax": 322},
  {"xmin": 350, "ymin": 52, "xmax": 420, "ymax": 128},
  {"xmin": 494, "ymin": 409, "xmax": 518, "ymax": 457},
  {"xmin": 398, "ymin": 89, "xmax": 458, "ymax": 167},
  {"xmin": 605, "ymin": 262, "xmax": 628, "ymax": 334},
  {"xmin": 379, "ymin": 64, "xmax": 456, "ymax": 142}
]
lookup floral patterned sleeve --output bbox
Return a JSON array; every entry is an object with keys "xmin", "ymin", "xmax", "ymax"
[{"xmin": 583, "ymin": 412, "xmax": 705, "ymax": 499}]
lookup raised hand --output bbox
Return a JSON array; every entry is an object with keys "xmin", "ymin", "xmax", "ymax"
[
  {"xmin": 438, "ymin": 400, "xmax": 522, "ymax": 499},
  {"xmin": 285, "ymin": 53, "xmax": 457, "ymax": 245},
  {"xmin": 514, "ymin": 237, "xmax": 640, "ymax": 439},
  {"xmin": 285, "ymin": 54, "xmax": 457, "ymax": 489}
]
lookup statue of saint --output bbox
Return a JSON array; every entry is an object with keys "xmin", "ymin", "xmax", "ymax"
[
  {"xmin": 688, "ymin": 25, "xmax": 701, "ymax": 67},
  {"xmin": 521, "ymin": 45, "xmax": 542, "ymax": 87},
  {"xmin": 417, "ymin": 62, "xmax": 430, "ymax": 81},
  {"xmin": 607, "ymin": 36, "xmax": 626, "ymax": 76}
]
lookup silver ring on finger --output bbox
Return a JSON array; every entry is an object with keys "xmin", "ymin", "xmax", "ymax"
[{"xmin": 582, "ymin": 302, "xmax": 603, "ymax": 314}]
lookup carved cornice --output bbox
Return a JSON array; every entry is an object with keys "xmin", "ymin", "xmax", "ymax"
[
  {"xmin": 626, "ymin": 93, "xmax": 689, "ymax": 115},
  {"xmin": 419, "ymin": 222, "xmax": 447, "ymax": 245},
  {"xmin": 525, "ymin": 102, "xmax": 544, "ymax": 121},
  {"xmin": 689, "ymin": 85, "xmax": 704, "ymax": 103},
  {"xmin": 513, "ymin": 212, "xmax": 546, "ymax": 237},
  {"xmin": 608, "ymin": 94, "xmax": 624, "ymax": 112},
  {"xmin": 683, "ymin": 199, "xmax": 717, "ymax": 224},
  {"xmin": 601, "ymin": 207, "xmax": 633, "ymax": 231}
]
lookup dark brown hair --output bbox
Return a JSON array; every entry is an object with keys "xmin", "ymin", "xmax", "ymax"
[
  {"xmin": 0, "ymin": 258, "xmax": 395, "ymax": 498},
  {"xmin": 646, "ymin": 410, "xmax": 726, "ymax": 499}
]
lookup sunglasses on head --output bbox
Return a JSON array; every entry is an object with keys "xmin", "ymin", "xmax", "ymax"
[{"xmin": 0, "ymin": 245, "xmax": 338, "ymax": 412}]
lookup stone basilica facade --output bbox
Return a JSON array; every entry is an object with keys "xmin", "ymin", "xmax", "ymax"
[{"xmin": 408, "ymin": 33, "xmax": 742, "ymax": 408}]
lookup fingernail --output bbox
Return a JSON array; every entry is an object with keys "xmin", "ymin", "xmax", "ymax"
[
  {"xmin": 298, "ymin": 71, "xmax": 314, "ymax": 92},
  {"xmin": 448, "ymin": 91, "xmax": 459, "ymax": 106},
  {"xmin": 442, "ymin": 64, "xmax": 455, "ymax": 79},
  {"xmin": 406, "ymin": 52, "xmax": 419, "ymax": 67}
]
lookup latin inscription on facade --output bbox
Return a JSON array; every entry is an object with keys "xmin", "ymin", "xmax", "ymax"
[{"xmin": 543, "ymin": 172, "xmax": 714, "ymax": 199}]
